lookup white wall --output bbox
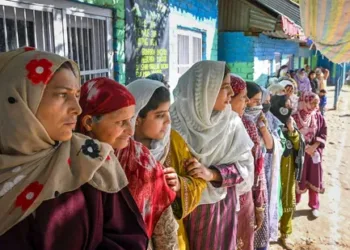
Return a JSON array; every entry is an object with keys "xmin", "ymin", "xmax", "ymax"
[{"xmin": 168, "ymin": 8, "xmax": 217, "ymax": 95}]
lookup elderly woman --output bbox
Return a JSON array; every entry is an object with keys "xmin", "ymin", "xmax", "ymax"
[
  {"xmin": 170, "ymin": 61, "xmax": 254, "ymax": 250},
  {"xmin": 0, "ymin": 48, "xmax": 148, "ymax": 249},
  {"xmin": 77, "ymin": 77, "xmax": 177, "ymax": 249},
  {"xmin": 127, "ymin": 79, "xmax": 207, "ymax": 250}
]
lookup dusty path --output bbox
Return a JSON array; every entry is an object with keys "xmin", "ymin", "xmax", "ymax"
[{"xmin": 271, "ymin": 86, "xmax": 350, "ymax": 250}]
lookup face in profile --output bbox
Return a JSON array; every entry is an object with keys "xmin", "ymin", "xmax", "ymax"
[
  {"xmin": 230, "ymin": 88, "xmax": 249, "ymax": 117},
  {"xmin": 246, "ymin": 92, "xmax": 262, "ymax": 108},
  {"xmin": 82, "ymin": 105, "xmax": 135, "ymax": 150},
  {"xmin": 36, "ymin": 67, "xmax": 81, "ymax": 142},
  {"xmin": 136, "ymin": 101, "xmax": 171, "ymax": 141},
  {"xmin": 214, "ymin": 74, "xmax": 234, "ymax": 111}
]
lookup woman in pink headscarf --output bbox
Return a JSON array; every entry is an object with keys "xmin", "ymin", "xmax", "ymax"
[
  {"xmin": 230, "ymin": 75, "xmax": 266, "ymax": 250},
  {"xmin": 293, "ymin": 91, "xmax": 327, "ymax": 218}
]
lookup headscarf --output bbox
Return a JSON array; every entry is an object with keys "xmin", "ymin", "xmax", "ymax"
[
  {"xmin": 0, "ymin": 48, "xmax": 127, "ymax": 236},
  {"xmin": 293, "ymin": 91, "xmax": 320, "ymax": 143},
  {"xmin": 270, "ymin": 95, "xmax": 293, "ymax": 125},
  {"xmin": 170, "ymin": 61, "xmax": 254, "ymax": 204},
  {"xmin": 127, "ymin": 79, "xmax": 171, "ymax": 163},
  {"xmin": 77, "ymin": 77, "xmax": 136, "ymax": 134},
  {"xmin": 261, "ymin": 87, "xmax": 271, "ymax": 113},
  {"xmin": 146, "ymin": 73, "xmax": 165, "ymax": 82},
  {"xmin": 78, "ymin": 77, "xmax": 175, "ymax": 237},
  {"xmin": 295, "ymin": 69, "xmax": 312, "ymax": 92},
  {"xmin": 267, "ymin": 83, "xmax": 285, "ymax": 95},
  {"xmin": 246, "ymin": 81, "xmax": 262, "ymax": 99},
  {"xmin": 245, "ymin": 81, "xmax": 263, "ymax": 123},
  {"xmin": 277, "ymin": 65, "xmax": 288, "ymax": 78},
  {"xmin": 230, "ymin": 74, "xmax": 246, "ymax": 96}
]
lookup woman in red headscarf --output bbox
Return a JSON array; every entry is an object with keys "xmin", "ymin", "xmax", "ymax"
[
  {"xmin": 293, "ymin": 91, "xmax": 327, "ymax": 218},
  {"xmin": 77, "ymin": 78, "xmax": 177, "ymax": 249},
  {"xmin": 230, "ymin": 74, "xmax": 266, "ymax": 250}
]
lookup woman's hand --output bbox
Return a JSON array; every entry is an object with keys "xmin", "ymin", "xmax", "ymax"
[
  {"xmin": 163, "ymin": 167, "xmax": 180, "ymax": 192},
  {"xmin": 305, "ymin": 145, "xmax": 316, "ymax": 156},
  {"xmin": 285, "ymin": 86, "xmax": 294, "ymax": 97},
  {"xmin": 258, "ymin": 112, "xmax": 268, "ymax": 128},
  {"xmin": 185, "ymin": 158, "xmax": 213, "ymax": 181}
]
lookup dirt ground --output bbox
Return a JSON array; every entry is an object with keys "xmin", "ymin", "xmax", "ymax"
[{"xmin": 271, "ymin": 86, "xmax": 350, "ymax": 250}]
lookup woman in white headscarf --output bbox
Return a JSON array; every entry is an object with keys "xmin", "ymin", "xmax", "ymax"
[
  {"xmin": 127, "ymin": 79, "xmax": 207, "ymax": 250},
  {"xmin": 170, "ymin": 61, "xmax": 254, "ymax": 250}
]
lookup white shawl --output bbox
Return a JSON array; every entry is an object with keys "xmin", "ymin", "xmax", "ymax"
[
  {"xmin": 170, "ymin": 61, "xmax": 254, "ymax": 205},
  {"xmin": 127, "ymin": 79, "xmax": 171, "ymax": 163}
]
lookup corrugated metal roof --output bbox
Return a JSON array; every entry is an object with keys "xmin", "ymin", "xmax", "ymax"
[
  {"xmin": 219, "ymin": 0, "xmax": 277, "ymax": 32},
  {"xmin": 255, "ymin": 0, "xmax": 301, "ymax": 26}
]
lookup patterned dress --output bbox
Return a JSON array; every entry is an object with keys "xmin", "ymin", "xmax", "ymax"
[{"xmin": 237, "ymin": 117, "xmax": 266, "ymax": 250}]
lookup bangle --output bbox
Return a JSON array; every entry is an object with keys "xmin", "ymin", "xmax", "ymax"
[{"xmin": 255, "ymin": 206, "xmax": 265, "ymax": 212}]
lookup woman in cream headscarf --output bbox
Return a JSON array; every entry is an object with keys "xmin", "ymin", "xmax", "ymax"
[
  {"xmin": 0, "ymin": 48, "xmax": 148, "ymax": 249},
  {"xmin": 170, "ymin": 61, "xmax": 254, "ymax": 250},
  {"xmin": 127, "ymin": 78, "xmax": 207, "ymax": 250}
]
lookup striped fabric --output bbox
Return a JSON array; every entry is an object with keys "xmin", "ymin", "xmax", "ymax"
[
  {"xmin": 183, "ymin": 164, "xmax": 242, "ymax": 250},
  {"xmin": 300, "ymin": 0, "xmax": 350, "ymax": 63}
]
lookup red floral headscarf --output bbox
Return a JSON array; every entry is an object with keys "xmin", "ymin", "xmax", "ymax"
[
  {"xmin": 230, "ymin": 74, "xmax": 247, "ymax": 96},
  {"xmin": 77, "ymin": 77, "xmax": 135, "ymax": 134},
  {"xmin": 78, "ymin": 77, "xmax": 176, "ymax": 237},
  {"xmin": 0, "ymin": 49, "xmax": 127, "ymax": 236}
]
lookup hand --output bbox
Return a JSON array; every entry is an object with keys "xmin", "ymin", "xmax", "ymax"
[
  {"xmin": 254, "ymin": 209, "xmax": 264, "ymax": 231},
  {"xmin": 305, "ymin": 145, "xmax": 316, "ymax": 156},
  {"xmin": 285, "ymin": 86, "xmax": 294, "ymax": 97},
  {"xmin": 163, "ymin": 167, "xmax": 180, "ymax": 192},
  {"xmin": 258, "ymin": 113, "xmax": 268, "ymax": 129},
  {"xmin": 286, "ymin": 117, "xmax": 295, "ymax": 132},
  {"xmin": 185, "ymin": 158, "xmax": 213, "ymax": 181}
]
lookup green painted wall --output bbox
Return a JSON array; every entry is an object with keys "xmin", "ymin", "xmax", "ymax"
[
  {"xmin": 77, "ymin": 0, "xmax": 126, "ymax": 83},
  {"xmin": 227, "ymin": 62, "xmax": 254, "ymax": 81},
  {"xmin": 311, "ymin": 55, "xmax": 318, "ymax": 70}
]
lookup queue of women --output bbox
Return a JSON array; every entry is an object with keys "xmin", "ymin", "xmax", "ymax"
[{"xmin": 0, "ymin": 48, "xmax": 327, "ymax": 250}]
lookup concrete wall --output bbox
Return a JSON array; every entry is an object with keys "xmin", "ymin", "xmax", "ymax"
[
  {"xmin": 219, "ymin": 31, "xmax": 314, "ymax": 87},
  {"xmin": 168, "ymin": 0, "xmax": 218, "ymax": 90},
  {"xmin": 77, "ymin": 0, "xmax": 126, "ymax": 83}
]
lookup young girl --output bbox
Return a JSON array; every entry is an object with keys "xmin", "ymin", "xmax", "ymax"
[
  {"xmin": 0, "ymin": 48, "xmax": 148, "ymax": 249},
  {"xmin": 127, "ymin": 79, "xmax": 207, "ymax": 250}
]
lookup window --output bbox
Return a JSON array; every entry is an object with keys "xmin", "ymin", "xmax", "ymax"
[
  {"xmin": 177, "ymin": 29, "xmax": 202, "ymax": 75},
  {"xmin": 0, "ymin": 0, "xmax": 113, "ymax": 83}
]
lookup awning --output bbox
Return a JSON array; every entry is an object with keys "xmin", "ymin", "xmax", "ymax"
[{"xmin": 300, "ymin": 0, "xmax": 350, "ymax": 63}]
